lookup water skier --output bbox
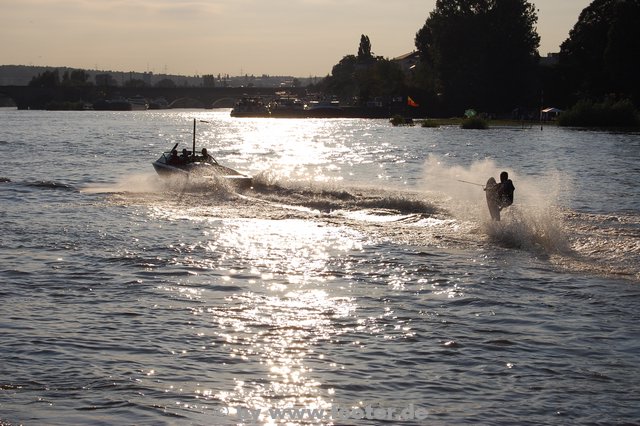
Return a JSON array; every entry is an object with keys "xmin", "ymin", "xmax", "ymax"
[{"xmin": 484, "ymin": 171, "xmax": 515, "ymax": 221}]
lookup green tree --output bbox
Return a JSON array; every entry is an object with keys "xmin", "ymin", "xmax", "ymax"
[
  {"xmin": 355, "ymin": 59, "xmax": 406, "ymax": 103},
  {"xmin": 202, "ymin": 74, "xmax": 216, "ymax": 87},
  {"xmin": 325, "ymin": 54, "xmax": 358, "ymax": 100},
  {"xmin": 560, "ymin": 0, "xmax": 640, "ymax": 104},
  {"xmin": 96, "ymin": 73, "xmax": 118, "ymax": 87},
  {"xmin": 124, "ymin": 78, "xmax": 146, "ymax": 88},
  {"xmin": 316, "ymin": 35, "xmax": 407, "ymax": 104},
  {"xmin": 415, "ymin": 0, "xmax": 540, "ymax": 114},
  {"xmin": 155, "ymin": 78, "xmax": 176, "ymax": 88},
  {"xmin": 28, "ymin": 69, "xmax": 60, "ymax": 87},
  {"xmin": 357, "ymin": 34, "xmax": 373, "ymax": 61},
  {"xmin": 61, "ymin": 69, "xmax": 92, "ymax": 86}
]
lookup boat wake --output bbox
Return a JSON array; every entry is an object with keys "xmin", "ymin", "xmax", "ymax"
[
  {"xmin": 99, "ymin": 169, "xmax": 639, "ymax": 282},
  {"xmin": 81, "ymin": 173, "xmax": 166, "ymax": 194},
  {"xmin": 482, "ymin": 204, "xmax": 570, "ymax": 253},
  {"xmin": 553, "ymin": 210, "xmax": 640, "ymax": 280}
]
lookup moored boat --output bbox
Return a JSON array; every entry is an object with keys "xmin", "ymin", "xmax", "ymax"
[
  {"xmin": 93, "ymin": 97, "xmax": 133, "ymax": 111},
  {"xmin": 128, "ymin": 95, "xmax": 149, "ymax": 110},
  {"xmin": 268, "ymin": 96, "xmax": 305, "ymax": 118},
  {"xmin": 304, "ymin": 98, "xmax": 344, "ymax": 118},
  {"xmin": 148, "ymin": 97, "xmax": 169, "ymax": 110},
  {"xmin": 230, "ymin": 96, "xmax": 269, "ymax": 117}
]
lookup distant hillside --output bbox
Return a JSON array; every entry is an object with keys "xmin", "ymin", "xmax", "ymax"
[
  {"xmin": 0, "ymin": 65, "xmax": 196, "ymax": 86},
  {"xmin": 0, "ymin": 65, "xmax": 319, "ymax": 88}
]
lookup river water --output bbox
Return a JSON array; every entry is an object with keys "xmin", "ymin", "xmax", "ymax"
[{"xmin": 1, "ymin": 109, "xmax": 639, "ymax": 425}]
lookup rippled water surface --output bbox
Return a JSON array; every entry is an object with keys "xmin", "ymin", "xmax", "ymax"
[{"xmin": 1, "ymin": 109, "xmax": 639, "ymax": 425}]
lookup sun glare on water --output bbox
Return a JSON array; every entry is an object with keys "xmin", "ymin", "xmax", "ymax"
[{"xmin": 202, "ymin": 218, "xmax": 362, "ymax": 420}]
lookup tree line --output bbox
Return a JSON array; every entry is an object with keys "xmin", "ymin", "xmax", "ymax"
[
  {"xmin": 26, "ymin": 0, "xmax": 639, "ymax": 119},
  {"xmin": 314, "ymin": 0, "xmax": 640, "ymax": 118},
  {"xmin": 28, "ymin": 69, "xmax": 181, "ymax": 89}
]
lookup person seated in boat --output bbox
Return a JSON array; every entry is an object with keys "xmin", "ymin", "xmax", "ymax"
[
  {"xmin": 200, "ymin": 148, "xmax": 216, "ymax": 164},
  {"xmin": 168, "ymin": 149, "xmax": 181, "ymax": 165},
  {"xmin": 497, "ymin": 171, "xmax": 515, "ymax": 209},
  {"xmin": 181, "ymin": 148, "xmax": 191, "ymax": 163}
]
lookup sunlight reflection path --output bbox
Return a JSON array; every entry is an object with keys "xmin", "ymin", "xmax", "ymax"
[{"xmin": 207, "ymin": 219, "xmax": 361, "ymax": 420}]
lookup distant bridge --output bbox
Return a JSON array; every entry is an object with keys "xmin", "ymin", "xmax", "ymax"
[{"xmin": 0, "ymin": 85, "xmax": 306, "ymax": 110}]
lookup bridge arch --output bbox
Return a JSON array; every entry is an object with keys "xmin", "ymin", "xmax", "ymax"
[
  {"xmin": 0, "ymin": 89, "xmax": 18, "ymax": 108},
  {"xmin": 168, "ymin": 97, "xmax": 206, "ymax": 109},
  {"xmin": 211, "ymin": 97, "xmax": 236, "ymax": 108}
]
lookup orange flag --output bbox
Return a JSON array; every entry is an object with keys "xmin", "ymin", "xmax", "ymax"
[{"xmin": 407, "ymin": 96, "xmax": 419, "ymax": 107}]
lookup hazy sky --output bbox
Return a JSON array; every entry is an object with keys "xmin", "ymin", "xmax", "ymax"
[{"xmin": 1, "ymin": 0, "xmax": 590, "ymax": 77}]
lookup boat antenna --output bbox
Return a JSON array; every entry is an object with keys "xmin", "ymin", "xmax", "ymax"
[
  {"xmin": 191, "ymin": 119, "xmax": 212, "ymax": 157},
  {"xmin": 192, "ymin": 118, "xmax": 196, "ymax": 157}
]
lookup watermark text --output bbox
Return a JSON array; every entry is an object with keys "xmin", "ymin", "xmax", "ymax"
[{"xmin": 216, "ymin": 403, "xmax": 428, "ymax": 422}]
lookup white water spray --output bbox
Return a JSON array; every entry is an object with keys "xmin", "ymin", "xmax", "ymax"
[
  {"xmin": 420, "ymin": 155, "xmax": 572, "ymax": 254},
  {"xmin": 81, "ymin": 172, "xmax": 166, "ymax": 194}
]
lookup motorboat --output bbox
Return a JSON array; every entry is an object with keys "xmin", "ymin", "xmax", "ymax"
[
  {"xmin": 93, "ymin": 97, "xmax": 133, "ymax": 111},
  {"xmin": 152, "ymin": 119, "xmax": 252, "ymax": 190},
  {"xmin": 148, "ymin": 97, "xmax": 169, "ymax": 110},
  {"xmin": 304, "ymin": 98, "xmax": 344, "ymax": 118},
  {"xmin": 230, "ymin": 96, "xmax": 269, "ymax": 117},
  {"xmin": 268, "ymin": 96, "xmax": 305, "ymax": 118},
  {"xmin": 128, "ymin": 95, "xmax": 149, "ymax": 110},
  {"xmin": 92, "ymin": 95, "xmax": 148, "ymax": 111}
]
